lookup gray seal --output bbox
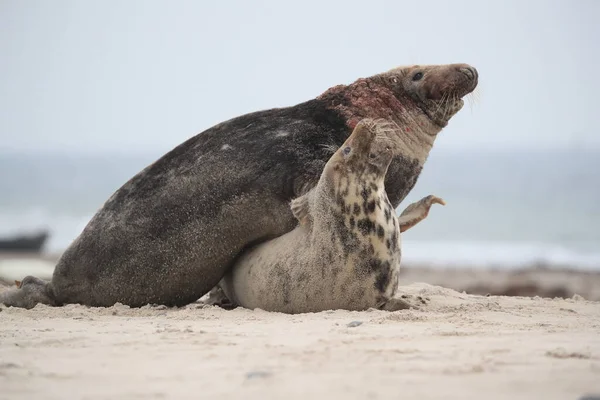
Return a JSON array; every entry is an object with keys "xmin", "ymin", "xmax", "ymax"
[
  {"xmin": 219, "ymin": 119, "xmax": 445, "ymax": 313},
  {"xmin": 0, "ymin": 63, "xmax": 477, "ymax": 309}
]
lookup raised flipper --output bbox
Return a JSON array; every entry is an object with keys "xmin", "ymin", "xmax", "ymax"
[
  {"xmin": 290, "ymin": 190, "xmax": 313, "ymax": 226},
  {"xmin": 0, "ymin": 276, "xmax": 56, "ymax": 309},
  {"xmin": 398, "ymin": 195, "xmax": 445, "ymax": 233}
]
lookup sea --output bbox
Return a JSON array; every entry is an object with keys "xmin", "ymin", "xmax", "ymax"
[{"xmin": 1, "ymin": 148, "xmax": 599, "ymax": 271}]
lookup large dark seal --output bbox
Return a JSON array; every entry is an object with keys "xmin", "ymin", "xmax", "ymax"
[
  {"xmin": 219, "ymin": 119, "xmax": 445, "ymax": 313},
  {"xmin": 0, "ymin": 63, "xmax": 478, "ymax": 309}
]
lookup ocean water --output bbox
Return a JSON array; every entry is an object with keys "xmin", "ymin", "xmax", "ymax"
[{"xmin": 1, "ymin": 148, "xmax": 599, "ymax": 270}]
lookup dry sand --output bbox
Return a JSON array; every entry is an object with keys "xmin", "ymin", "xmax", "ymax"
[{"xmin": 1, "ymin": 283, "xmax": 599, "ymax": 400}]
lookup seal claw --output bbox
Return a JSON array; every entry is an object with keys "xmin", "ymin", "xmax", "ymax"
[{"xmin": 398, "ymin": 195, "xmax": 446, "ymax": 233}]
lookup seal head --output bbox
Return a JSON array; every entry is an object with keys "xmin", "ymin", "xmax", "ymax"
[
  {"xmin": 318, "ymin": 63, "xmax": 478, "ymax": 206},
  {"xmin": 326, "ymin": 119, "xmax": 393, "ymax": 181},
  {"xmin": 381, "ymin": 64, "xmax": 477, "ymax": 127}
]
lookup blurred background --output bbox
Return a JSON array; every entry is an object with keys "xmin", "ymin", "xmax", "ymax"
[{"xmin": 1, "ymin": 1, "xmax": 599, "ymax": 296}]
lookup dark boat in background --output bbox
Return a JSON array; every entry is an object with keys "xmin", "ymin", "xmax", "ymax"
[{"xmin": 0, "ymin": 230, "xmax": 49, "ymax": 253}]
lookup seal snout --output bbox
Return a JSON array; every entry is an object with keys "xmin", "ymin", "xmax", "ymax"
[
  {"xmin": 455, "ymin": 64, "xmax": 478, "ymax": 94},
  {"xmin": 348, "ymin": 119, "xmax": 378, "ymax": 152}
]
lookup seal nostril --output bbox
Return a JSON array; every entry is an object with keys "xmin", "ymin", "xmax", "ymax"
[
  {"xmin": 459, "ymin": 67, "xmax": 477, "ymax": 81},
  {"xmin": 460, "ymin": 68, "xmax": 472, "ymax": 80}
]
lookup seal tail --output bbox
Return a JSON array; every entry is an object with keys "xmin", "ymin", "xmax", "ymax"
[{"xmin": 0, "ymin": 276, "xmax": 57, "ymax": 309}]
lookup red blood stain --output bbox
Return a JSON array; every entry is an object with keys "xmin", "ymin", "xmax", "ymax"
[{"xmin": 348, "ymin": 118, "xmax": 360, "ymax": 129}]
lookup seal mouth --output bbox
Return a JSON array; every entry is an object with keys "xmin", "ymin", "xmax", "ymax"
[
  {"xmin": 419, "ymin": 65, "xmax": 478, "ymax": 128},
  {"xmin": 367, "ymin": 145, "xmax": 393, "ymax": 173},
  {"xmin": 421, "ymin": 97, "xmax": 465, "ymax": 128}
]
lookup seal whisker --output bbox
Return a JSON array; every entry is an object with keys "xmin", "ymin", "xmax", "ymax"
[
  {"xmin": 466, "ymin": 88, "xmax": 481, "ymax": 113},
  {"xmin": 466, "ymin": 93, "xmax": 475, "ymax": 113},
  {"xmin": 440, "ymin": 92, "xmax": 451, "ymax": 116},
  {"xmin": 440, "ymin": 94, "xmax": 450, "ymax": 121},
  {"xmin": 320, "ymin": 143, "xmax": 340, "ymax": 155},
  {"xmin": 442, "ymin": 93, "xmax": 456, "ymax": 122},
  {"xmin": 434, "ymin": 92, "xmax": 448, "ymax": 116}
]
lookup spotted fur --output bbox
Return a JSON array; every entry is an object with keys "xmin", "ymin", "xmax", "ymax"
[{"xmin": 219, "ymin": 119, "xmax": 435, "ymax": 313}]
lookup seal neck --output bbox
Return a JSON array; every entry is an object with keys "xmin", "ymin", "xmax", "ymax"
[{"xmin": 318, "ymin": 78, "xmax": 439, "ymax": 166}]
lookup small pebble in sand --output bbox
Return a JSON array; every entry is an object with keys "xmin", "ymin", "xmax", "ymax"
[
  {"xmin": 347, "ymin": 321, "xmax": 363, "ymax": 328},
  {"xmin": 545, "ymin": 348, "xmax": 591, "ymax": 359},
  {"xmin": 246, "ymin": 371, "xmax": 272, "ymax": 379}
]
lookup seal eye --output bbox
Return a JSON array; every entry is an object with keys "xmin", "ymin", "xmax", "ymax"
[
  {"xmin": 412, "ymin": 72, "xmax": 423, "ymax": 81},
  {"xmin": 342, "ymin": 146, "xmax": 351, "ymax": 156},
  {"xmin": 369, "ymin": 152, "xmax": 376, "ymax": 159}
]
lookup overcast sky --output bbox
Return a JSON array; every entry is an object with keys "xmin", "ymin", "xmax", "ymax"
[{"xmin": 1, "ymin": 0, "xmax": 598, "ymax": 154}]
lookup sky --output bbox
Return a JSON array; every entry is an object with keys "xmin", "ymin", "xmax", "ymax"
[{"xmin": 0, "ymin": 0, "xmax": 598, "ymax": 154}]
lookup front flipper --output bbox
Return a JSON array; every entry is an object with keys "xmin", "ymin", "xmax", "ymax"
[
  {"xmin": 379, "ymin": 294, "xmax": 429, "ymax": 311},
  {"xmin": 290, "ymin": 190, "xmax": 315, "ymax": 226},
  {"xmin": 0, "ymin": 276, "xmax": 56, "ymax": 309},
  {"xmin": 398, "ymin": 195, "xmax": 445, "ymax": 233},
  {"xmin": 201, "ymin": 285, "xmax": 237, "ymax": 310}
]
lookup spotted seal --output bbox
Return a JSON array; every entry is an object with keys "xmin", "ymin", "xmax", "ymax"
[
  {"xmin": 219, "ymin": 119, "xmax": 445, "ymax": 313},
  {"xmin": 0, "ymin": 63, "xmax": 477, "ymax": 309}
]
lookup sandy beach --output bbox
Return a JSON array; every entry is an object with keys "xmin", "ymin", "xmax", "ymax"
[
  {"xmin": 1, "ymin": 282, "xmax": 599, "ymax": 400},
  {"xmin": 2, "ymin": 1, "xmax": 599, "ymax": 399}
]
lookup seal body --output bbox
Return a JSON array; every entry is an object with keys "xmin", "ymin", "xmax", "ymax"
[
  {"xmin": 220, "ymin": 120, "xmax": 445, "ymax": 313},
  {"xmin": 1, "ymin": 63, "xmax": 478, "ymax": 309}
]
